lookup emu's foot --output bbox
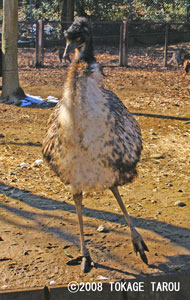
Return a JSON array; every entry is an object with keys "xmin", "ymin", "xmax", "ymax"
[
  {"xmin": 66, "ymin": 255, "xmax": 83, "ymax": 266},
  {"xmin": 132, "ymin": 235, "xmax": 149, "ymax": 265},
  {"xmin": 66, "ymin": 255, "xmax": 95, "ymax": 273},
  {"xmin": 81, "ymin": 255, "xmax": 95, "ymax": 273}
]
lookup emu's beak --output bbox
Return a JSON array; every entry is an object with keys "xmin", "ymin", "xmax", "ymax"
[{"xmin": 63, "ymin": 42, "xmax": 72, "ymax": 59}]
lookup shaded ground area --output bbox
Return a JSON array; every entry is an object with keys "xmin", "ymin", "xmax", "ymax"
[{"xmin": 0, "ymin": 50, "xmax": 190, "ymax": 289}]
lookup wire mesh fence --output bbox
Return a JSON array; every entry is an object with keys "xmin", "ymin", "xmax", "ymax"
[{"xmin": 15, "ymin": 18, "xmax": 190, "ymax": 70}]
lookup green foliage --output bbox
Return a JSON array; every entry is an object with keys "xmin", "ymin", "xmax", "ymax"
[
  {"xmin": 20, "ymin": 0, "xmax": 190, "ymax": 22},
  {"xmin": 76, "ymin": 0, "xmax": 189, "ymax": 21},
  {"xmin": 79, "ymin": 0, "xmax": 131, "ymax": 20},
  {"xmin": 21, "ymin": 0, "xmax": 60, "ymax": 20},
  {"xmin": 133, "ymin": 0, "xmax": 189, "ymax": 21}
]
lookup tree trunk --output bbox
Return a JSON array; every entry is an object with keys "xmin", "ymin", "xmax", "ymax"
[
  {"xmin": 60, "ymin": 0, "xmax": 74, "ymax": 23},
  {"xmin": 187, "ymin": 0, "xmax": 190, "ymax": 21},
  {"xmin": 35, "ymin": 0, "xmax": 41, "ymax": 9},
  {"xmin": 59, "ymin": 0, "xmax": 74, "ymax": 38},
  {"xmin": 1, "ymin": 0, "xmax": 25, "ymax": 104},
  {"xmin": 66, "ymin": 0, "xmax": 74, "ymax": 22},
  {"xmin": 76, "ymin": 0, "xmax": 86, "ymax": 17}
]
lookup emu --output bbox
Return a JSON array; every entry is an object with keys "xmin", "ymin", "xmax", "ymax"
[{"xmin": 42, "ymin": 17, "xmax": 149, "ymax": 273}]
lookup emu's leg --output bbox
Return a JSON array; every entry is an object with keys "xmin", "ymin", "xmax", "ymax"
[
  {"xmin": 110, "ymin": 186, "xmax": 149, "ymax": 264},
  {"xmin": 64, "ymin": 54, "xmax": 71, "ymax": 64},
  {"xmin": 73, "ymin": 192, "xmax": 94, "ymax": 272}
]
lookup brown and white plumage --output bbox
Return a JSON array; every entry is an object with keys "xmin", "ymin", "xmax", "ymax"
[
  {"xmin": 42, "ymin": 17, "xmax": 148, "ymax": 272},
  {"xmin": 43, "ymin": 63, "xmax": 142, "ymax": 193}
]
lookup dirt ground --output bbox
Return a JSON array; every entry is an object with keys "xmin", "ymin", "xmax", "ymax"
[{"xmin": 0, "ymin": 49, "xmax": 190, "ymax": 290}]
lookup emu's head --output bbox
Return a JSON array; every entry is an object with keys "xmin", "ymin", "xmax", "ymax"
[{"xmin": 63, "ymin": 17, "xmax": 95, "ymax": 63}]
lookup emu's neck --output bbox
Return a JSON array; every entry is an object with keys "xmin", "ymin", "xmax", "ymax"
[{"xmin": 75, "ymin": 37, "xmax": 96, "ymax": 63}]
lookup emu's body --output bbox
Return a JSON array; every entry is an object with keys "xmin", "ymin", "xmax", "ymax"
[
  {"xmin": 43, "ymin": 62, "xmax": 142, "ymax": 193},
  {"xmin": 42, "ymin": 17, "xmax": 148, "ymax": 272}
]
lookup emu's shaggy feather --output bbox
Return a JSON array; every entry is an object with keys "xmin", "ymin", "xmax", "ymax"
[{"xmin": 42, "ymin": 62, "xmax": 142, "ymax": 194}]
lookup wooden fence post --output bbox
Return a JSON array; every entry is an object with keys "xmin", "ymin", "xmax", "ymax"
[
  {"xmin": 164, "ymin": 23, "xmax": 169, "ymax": 67},
  {"xmin": 119, "ymin": 22, "xmax": 124, "ymax": 66},
  {"xmin": 36, "ymin": 20, "xmax": 44, "ymax": 68},
  {"xmin": 119, "ymin": 21, "xmax": 129, "ymax": 67}
]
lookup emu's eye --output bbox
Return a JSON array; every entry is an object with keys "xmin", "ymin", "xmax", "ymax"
[{"xmin": 76, "ymin": 37, "xmax": 81, "ymax": 42}]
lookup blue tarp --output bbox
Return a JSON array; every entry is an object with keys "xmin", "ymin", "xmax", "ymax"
[{"xmin": 20, "ymin": 94, "xmax": 58, "ymax": 107}]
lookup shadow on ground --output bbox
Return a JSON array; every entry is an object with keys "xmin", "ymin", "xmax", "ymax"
[{"xmin": 0, "ymin": 181, "xmax": 190, "ymax": 276}]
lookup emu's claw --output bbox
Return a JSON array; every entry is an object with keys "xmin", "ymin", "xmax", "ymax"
[
  {"xmin": 81, "ymin": 255, "xmax": 94, "ymax": 273},
  {"xmin": 132, "ymin": 236, "xmax": 149, "ymax": 265}
]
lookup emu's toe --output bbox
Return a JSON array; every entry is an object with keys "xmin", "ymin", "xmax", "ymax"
[
  {"xmin": 81, "ymin": 255, "xmax": 94, "ymax": 273},
  {"xmin": 132, "ymin": 235, "xmax": 149, "ymax": 265},
  {"xmin": 66, "ymin": 255, "xmax": 83, "ymax": 266},
  {"xmin": 66, "ymin": 254, "xmax": 95, "ymax": 272}
]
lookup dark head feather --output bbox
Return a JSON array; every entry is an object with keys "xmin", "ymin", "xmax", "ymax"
[
  {"xmin": 64, "ymin": 17, "xmax": 91, "ymax": 40},
  {"xmin": 64, "ymin": 17, "xmax": 95, "ymax": 63}
]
